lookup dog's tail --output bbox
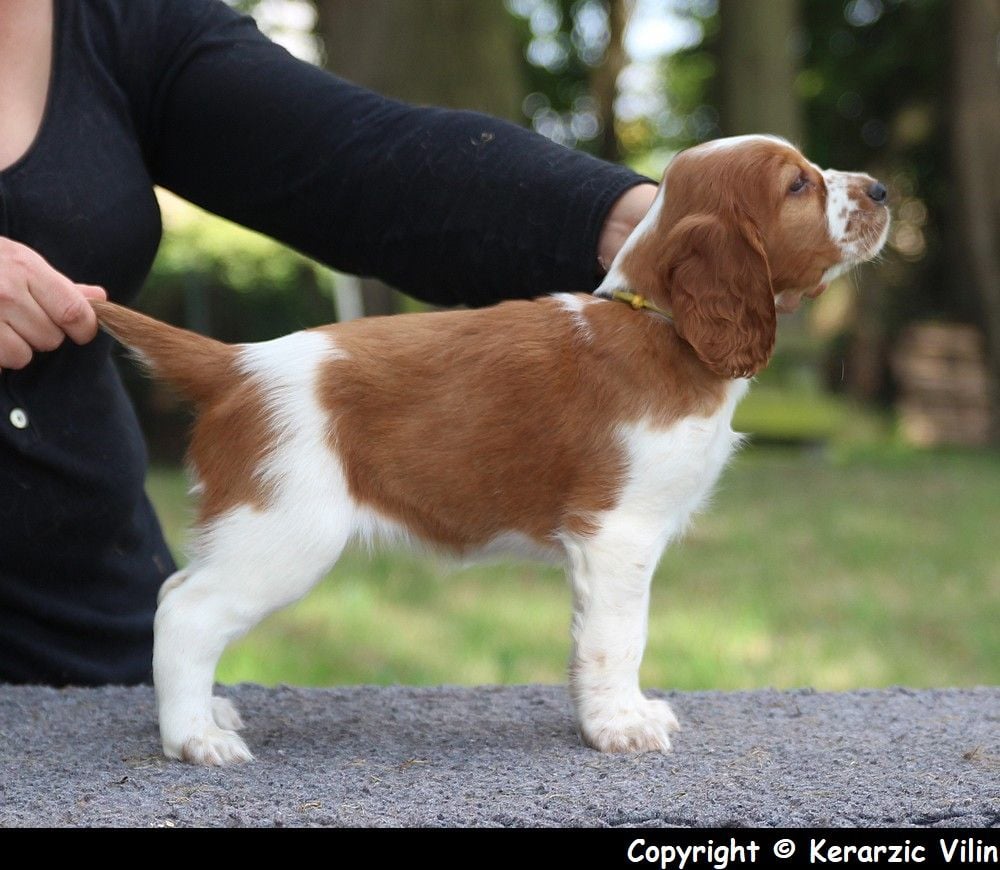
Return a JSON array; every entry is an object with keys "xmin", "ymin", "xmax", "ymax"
[{"xmin": 91, "ymin": 300, "xmax": 237, "ymax": 406}]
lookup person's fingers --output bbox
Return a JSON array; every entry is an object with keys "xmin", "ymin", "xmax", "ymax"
[
  {"xmin": 27, "ymin": 272, "xmax": 103, "ymax": 345},
  {"xmin": 0, "ymin": 238, "xmax": 107, "ymax": 357},
  {"xmin": 78, "ymin": 284, "xmax": 107, "ymax": 301},
  {"xmin": 4, "ymin": 292, "xmax": 66, "ymax": 352},
  {"xmin": 0, "ymin": 323, "xmax": 35, "ymax": 371}
]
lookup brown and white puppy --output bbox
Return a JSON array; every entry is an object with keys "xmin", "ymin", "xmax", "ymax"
[{"xmin": 94, "ymin": 135, "xmax": 889, "ymax": 766}]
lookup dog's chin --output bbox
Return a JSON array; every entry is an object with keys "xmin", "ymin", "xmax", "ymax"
[
  {"xmin": 776, "ymin": 226, "xmax": 890, "ymax": 316},
  {"xmin": 788, "ymin": 217, "xmax": 892, "ymax": 315}
]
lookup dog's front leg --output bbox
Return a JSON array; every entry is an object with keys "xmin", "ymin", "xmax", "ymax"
[{"xmin": 565, "ymin": 531, "xmax": 679, "ymax": 753}]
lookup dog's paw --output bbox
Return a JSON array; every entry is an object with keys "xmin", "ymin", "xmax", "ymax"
[
  {"xmin": 580, "ymin": 697, "xmax": 680, "ymax": 754},
  {"xmin": 165, "ymin": 725, "xmax": 254, "ymax": 766},
  {"xmin": 211, "ymin": 696, "xmax": 245, "ymax": 732}
]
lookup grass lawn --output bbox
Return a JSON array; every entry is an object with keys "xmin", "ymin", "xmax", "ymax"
[{"xmin": 145, "ymin": 445, "xmax": 999, "ymax": 691}]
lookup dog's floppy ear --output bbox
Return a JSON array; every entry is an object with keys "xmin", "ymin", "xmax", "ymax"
[{"xmin": 663, "ymin": 213, "xmax": 776, "ymax": 379}]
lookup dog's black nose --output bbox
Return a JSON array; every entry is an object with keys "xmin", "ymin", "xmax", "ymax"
[{"xmin": 867, "ymin": 181, "xmax": 888, "ymax": 203}]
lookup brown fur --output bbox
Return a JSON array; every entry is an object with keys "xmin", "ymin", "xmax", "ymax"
[
  {"xmin": 91, "ymin": 300, "xmax": 275, "ymax": 524},
  {"xmin": 616, "ymin": 140, "xmax": 845, "ymax": 378},
  {"xmin": 186, "ymin": 379, "xmax": 276, "ymax": 525},
  {"xmin": 91, "ymin": 301, "xmax": 237, "ymax": 405},
  {"xmin": 317, "ymin": 296, "xmax": 724, "ymax": 551}
]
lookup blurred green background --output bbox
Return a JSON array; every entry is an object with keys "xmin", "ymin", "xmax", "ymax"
[{"xmin": 133, "ymin": 0, "xmax": 999, "ymax": 690}]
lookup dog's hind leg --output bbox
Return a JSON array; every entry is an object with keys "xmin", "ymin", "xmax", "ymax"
[
  {"xmin": 156, "ymin": 568, "xmax": 245, "ymax": 733},
  {"xmin": 153, "ymin": 504, "xmax": 351, "ymax": 766},
  {"xmin": 157, "ymin": 568, "xmax": 188, "ymax": 605}
]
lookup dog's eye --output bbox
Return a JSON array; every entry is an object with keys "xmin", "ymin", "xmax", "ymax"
[{"xmin": 789, "ymin": 174, "xmax": 808, "ymax": 194}]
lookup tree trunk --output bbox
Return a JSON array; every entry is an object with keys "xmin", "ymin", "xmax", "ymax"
[
  {"xmin": 950, "ymin": 0, "xmax": 1000, "ymax": 443},
  {"xmin": 313, "ymin": 1, "xmax": 524, "ymax": 316},
  {"xmin": 717, "ymin": 0, "xmax": 802, "ymax": 143},
  {"xmin": 590, "ymin": 0, "xmax": 633, "ymax": 162},
  {"xmin": 316, "ymin": 0, "xmax": 523, "ymax": 119},
  {"xmin": 717, "ymin": 0, "xmax": 812, "ymax": 369}
]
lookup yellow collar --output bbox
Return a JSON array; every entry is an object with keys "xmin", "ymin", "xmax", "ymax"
[{"xmin": 608, "ymin": 289, "xmax": 673, "ymax": 321}]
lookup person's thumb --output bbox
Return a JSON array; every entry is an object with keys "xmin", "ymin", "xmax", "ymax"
[{"xmin": 77, "ymin": 284, "xmax": 107, "ymax": 301}]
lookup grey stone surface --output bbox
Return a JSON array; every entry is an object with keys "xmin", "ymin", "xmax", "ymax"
[{"xmin": 0, "ymin": 684, "xmax": 997, "ymax": 828}]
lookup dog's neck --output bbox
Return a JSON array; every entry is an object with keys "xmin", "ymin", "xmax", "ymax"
[{"xmin": 593, "ymin": 183, "xmax": 673, "ymax": 315}]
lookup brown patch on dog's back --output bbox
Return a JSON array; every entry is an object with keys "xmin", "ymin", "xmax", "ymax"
[{"xmin": 316, "ymin": 296, "xmax": 726, "ymax": 552}]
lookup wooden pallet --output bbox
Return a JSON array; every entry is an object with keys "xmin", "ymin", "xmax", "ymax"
[{"xmin": 891, "ymin": 323, "xmax": 991, "ymax": 447}]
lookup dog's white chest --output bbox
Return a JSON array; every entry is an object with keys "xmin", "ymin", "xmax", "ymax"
[{"xmin": 609, "ymin": 380, "xmax": 749, "ymax": 543}]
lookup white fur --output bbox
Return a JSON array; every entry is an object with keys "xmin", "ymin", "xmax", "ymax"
[
  {"xmin": 823, "ymin": 169, "xmax": 891, "ymax": 262},
  {"xmin": 821, "ymin": 170, "xmax": 891, "ymax": 284},
  {"xmin": 471, "ymin": 530, "xmax": 562, "ymax": 564},
  {"xmin": 823, "ymin": 170, "xmax": 854, "ymax": 254},
  {"xmin": 551, "ymin": 292, "xmax": 596, "ymax": 341}
]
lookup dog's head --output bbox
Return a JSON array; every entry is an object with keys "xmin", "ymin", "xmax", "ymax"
[{"xmin": 603, "ymin": 135, "xmax": 890, "ymax": 378}]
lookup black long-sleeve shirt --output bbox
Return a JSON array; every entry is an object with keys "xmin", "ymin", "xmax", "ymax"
[{"xmin": 0, "ymin": 0, "xmax": 646, "ymax": 685}]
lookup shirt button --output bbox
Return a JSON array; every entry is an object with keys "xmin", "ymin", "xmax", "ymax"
[{"xmin": 9, "ymin": 408, "xmax": 28, "ymax": 429}]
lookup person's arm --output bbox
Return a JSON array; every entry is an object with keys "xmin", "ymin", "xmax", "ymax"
[{"xmin": 131, "ymin": 0, "xmax": 652, "ymax": 308}]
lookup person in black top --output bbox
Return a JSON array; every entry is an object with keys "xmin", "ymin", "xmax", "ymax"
[{"xmin": 0, "ymin": 0, "xmax": 656, "ymax": 685}]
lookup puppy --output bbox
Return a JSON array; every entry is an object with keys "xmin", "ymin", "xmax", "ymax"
[{"xmin": 94, "ymin": 135, "xmax": 889, "ymax": 765}]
